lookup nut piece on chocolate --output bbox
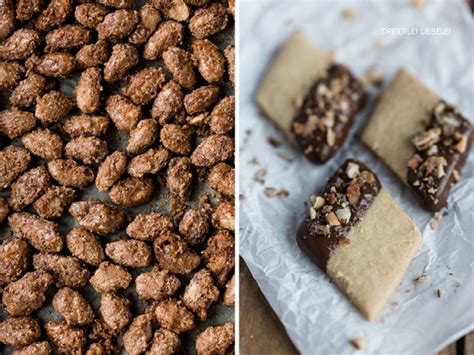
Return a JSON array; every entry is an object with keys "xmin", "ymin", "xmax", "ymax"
[
  {"xmin": 12, "ymin": 341, "xmax": 52, "ymax": 355},
  {"xmin": 127, "ymin": 147, "xmax": 170, "ymax": 177},
  {"xmin": 191, "ymin": 135, "xmax": 234, "ymax": 167},
  {"xmin": 100, "ymin": 293, "xmax": 132, "ymax": 331},
  {"xmin": 105, "ymin": 239, "xmax": 152, "ymax": 267},
  {"xmin": 75, "ymin": 67, "xmax": 102, "ymax": 114},
  {"xmin": 208, "ymin": 162, "xmax": 234, "ymax": 196},
  {"xmin": 106, "ymin": 94, "xmax": 141, "ymax": 132},
  {"xmin": 90, "ymin": 261, "xmax": 132, "ymax": 293},
  {"xmin": 207, "ymin": 96, "xmax": 235, "ymax": 134},
  {"xmin": 123, "ymin": 314, "xmax": 153, "ymax": 355},
  {"xmin": 160, "ymin": 124, "xmax": 193, "ymax": 155},
  {"xmin": 129, "ymin": 4, "xmax": 161, "ymax": 46},
  {"xmin": 127, "ymin": 119, "xmax": 159, "ymax": 155},
  {"xmin": 191, "ymin": 39, "xmax": 225, "ymax": 84},
  {"xmin": 0, "ymin": 108, "xmax": 36, "ymax": 139},
  {"xmin": 96, "ymin": 151, "xmax": 128, "ymax": 192},
  {"xmin": 167, "ymin": 157, "xmax": 193, "ymax": 199},
  {"xmin": 224, "ymin": 45, "xmax": 235, "ymax": 87},
  {"xmin": 45, "ymin": 321, "xmax": 86, "ymax": 353},
  {"xmin": 74, "ymin": 3, "xmax": 110, "ymax": 29},
  {"xmin": 77, "ymin": 45, "xmax": 109, "ymax": 72},
  {"xmin": 154, "ymin": 299, "xmax": 195, "ymax": 334},
  {"xmin": 2, "ymin": 271, "xmax": 53, "ymax": 316},
  {"xmin": 9, "ymin": 212, "xmax": 63, "ymax": 253},
  {"xmin": 97, "ymin": 9, "xmax": 139, "ymax": 43},
  {"xmin": 65, "ymin": 136, "xmax": 108, "ymax": 165},
  {"xmin": 63, "ymin": 114, "xmax": 109, "ymax": 138},
  {"xmin": 0, "ymin": 29, "xmax": 40, "ymax": 60},
  {"xmin": 0, "ymin": 317, "xmax": 41, "ymax": 347},
  {"xmin": 189, "ymin": 3, "xmax": 228, "ymax": 39},
  {"xmin": 33, "ymin": 186, "xmax": 76, "ymax": 219},
  {"xmin": 184, "ymin": 85, "xmax": 219, "ymax": 114},
  {"xmin": 85, "ymin": 343, "xmax": 105, "ymax": 355},
  {"xmin": 212, "ymin": 202, "xmax": 234, "ymax": 231},
  {"xmin": 126, "ymin": 211, "xmax": 174, "ymax": 241},
  {"xmin": 33, "ymin": 253, "xmax": 90, "ymax": 288},
  {"xmin": 151, "ymin": 80, "xmax": 184, "ymax": 125},
  {"xmin": 195, "ymin": 323, "xmax": 234, "ymax": 355},
  {"xmin": 35, "ymin": 90, "xmax": 74, "ymax": 124},
  {"xmin": 122, "ymin": 67, "xmax": 166, "ymax": 105},
  {"xmin": 104, "ymin": 43, "xmax": 138, "ymax": 83},
  {"xmin": 69, "ymin": 200, "xmax": 127, "ymax": 235},
  {"xmin": 66, "ymin": 228, "xmax": 105, "ymax": 266},
  {"xmin": 179, "ymin": 208, "xmax": 209, "ymax": 246},
  {"xmin": 9, "ymin": 165, "xmax": 51, "ymax": 211},
  {"xmin": 53, "ymin": 287, "xmax": 95, "ymax": 325},
  {"xmin": 0, "ymin": 61, "xmax": 25, "ymax": 92},
  {"xmin": 224, "ymin": 275, "xmax": 235, "ymax": 307},
  {"xmin": 182, "ymin": 268, "xmax": 219, "ymax": 320},
  {"xmin": 202, "ymin": 230, "xmax": 234, "ymax": 286},
  {"xmin": 109, "ymin": 177, "xmax": 154, "ymax": 208},
  {"xmin": 47, "ymin": 159, "xmax": 95, "ymax": 188},
  {"xmin": 22, "ymin": 128, "xmax": 63, "ymax": 159},
  {"xmin": 0, "ymin": 239, "xmax": 29, "ymax": 286},
  {"xmin": 27, "ymin": 53, "xmax": 76, "ymax": 78},
  {"xmin": 154, "ymin": 232, "xmax": 201, "ymax": 274},
  {"xmin": 0, "ymin": 146, "xmax": 31, "ymax": 191},
  {"xmin": 45, "ymin": 24, "xmax": 92, "ymax": 52},
  {"xmin": 135, "ymin": 266, "xmax": 181, "ymax": 300},
  {"xmin": 35, "ymin": 0, "xmax": 73, "ymax": 31},
  {"xmin": 146, "ymin": 328, "xmax": 180, "ymax": 355},
  {"xmin": 143, "ymin": 20, "xmax": 184, "ymax": 60},
  {"xmin": 10, "ymin": 72, "xmax": 54, "ymax": 108},
  {"xmin": 163, "ymin": 47, "xmax": 196, "ymax": 90}
]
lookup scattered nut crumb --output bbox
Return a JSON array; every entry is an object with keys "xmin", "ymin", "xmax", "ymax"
[
  {"xmin": 264, "ymin": 187, "xmax": 289, "ymax": 198},
  {"xmin": 350, "ymin": 337, "xmax": 366, "ymax": 350},
  {"xmin": 414, "ymin": 274, "xmax": 431, "ymax": 285},
  {"xmin": 412, "ymin": 0, "xmax": 425, "ymax": 10},
  {"xmin": 341, "ymin": 9, "xmax": 359, "ymax": 20}
]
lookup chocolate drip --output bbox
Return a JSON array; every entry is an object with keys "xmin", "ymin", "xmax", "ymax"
[
  {"xmin": 407, "ymin": 101, "xmax": 473, "ymax": 212},
  {"xmin": 296, "ymin": 160, "xmax": 381, "ymax": 270},
  {"xmin": 291, "ymin": 65, "xmax": 366, "ymax": 164}
]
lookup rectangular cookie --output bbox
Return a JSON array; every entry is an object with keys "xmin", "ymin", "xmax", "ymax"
[
  {"xmin": 255, "ymin": 31, "xmax": 367, "ymax": 164},
  {"xmin": 362, "ymin": 69, "xmax": 472, "ymax": 211},
  {"xmin": 296, "ymin": 160, "xmax": 421, "ymax": 320}
]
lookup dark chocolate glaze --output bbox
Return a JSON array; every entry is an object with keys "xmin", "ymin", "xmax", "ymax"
[
  {"xmin": 296, "ymin": 160, "xmax": 381, "ymax": 271},
  {"xmin": 291, "ymin": 65, "xmax": 367, "ymax": 164},
  {"xmin": 407, "ymin": 101, "xmax": 473, "ymax": 212}
]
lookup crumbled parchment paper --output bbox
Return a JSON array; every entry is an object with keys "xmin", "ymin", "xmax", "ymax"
[{"xmin": 239, "ymin": 0, "xmax": 473, "ymax": 353}]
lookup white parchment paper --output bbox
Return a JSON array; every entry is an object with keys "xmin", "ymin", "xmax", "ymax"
[{"xmin": 238, "ymin": 0, "xmax": 474, "ymax": 354}]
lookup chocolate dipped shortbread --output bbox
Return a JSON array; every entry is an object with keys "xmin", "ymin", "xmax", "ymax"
[
  {"xmin": 362, "ymin": 69, "xmax": 472, "ymax": 212},
  {"xmin": 296, "ymin": 160, "xmax": 421, "ymax": 320},
  {"xmin": 256, "ymin": 32, "xmax": 367, "ymax": 164}
]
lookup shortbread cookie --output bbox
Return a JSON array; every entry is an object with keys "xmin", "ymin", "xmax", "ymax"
[
  {"xmin": 256, "ymin": 31, "xmax": 366, "ymax": 164},
  {"xmin": 296, "ymin": 160, "xmax": 421, "ymax": 320},
  {"xmin": 362, "ymin": 69, "xmax": 472, "ymax": 211}
]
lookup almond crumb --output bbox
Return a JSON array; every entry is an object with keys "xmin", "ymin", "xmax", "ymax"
[
  {"xmin": 412, "ymin": 0, "xmax": 425, "ymax": 10},
  {"xmin": 414, "ymin": 274, "xmax": 431, "ymax": 285},
  {"xmin": 341, "ymin": 9, "xmax": 359, "ymax": 20},
  {"xmin": 350, "ymin": 338, "xmax": 365, "ymax": 350}
]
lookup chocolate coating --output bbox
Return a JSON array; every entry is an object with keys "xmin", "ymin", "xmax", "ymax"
[
  {"xmin": 407, "ymin": 101, "xmax": 473, "ymax": 212},
  {"xmin": 296, "ymin": 160, "xmax": 381, "ymax": 270},
  {"xmin": 291, "ymin": 65, "xmax": 366, "ymax": 164}
]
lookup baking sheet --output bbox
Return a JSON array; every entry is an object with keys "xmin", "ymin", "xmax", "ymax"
[
  {"xmin": 238, "ymin": 0, "xmax": 474, "ymax": 354},
  {"xmin": 0, "ymin": 2, "xmax": 234, "ymax": 353}
]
